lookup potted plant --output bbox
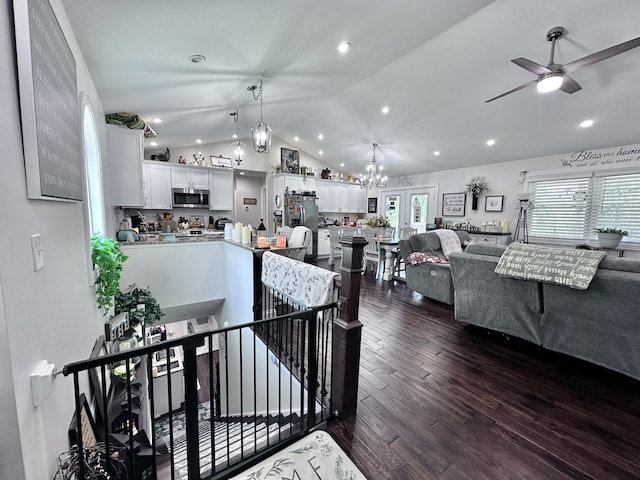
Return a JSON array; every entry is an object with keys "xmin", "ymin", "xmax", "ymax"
[
  {"xmin": 465, "ymin": 176, "xmax": 488, "ymax": 210},
  {"xmin": 594, "ymin": 227, "xmax": 628, "ymax": 248},
  {"xmin": 365, "ymin": 216, "xmax": 391, "ymax": 228},
  {"xmin": 114, "ymin": 283, "xmax": 164, "ymax": 340},
  {"xmin": 91, "ymin": 233, "xmax": 128, "ymax": 316}
]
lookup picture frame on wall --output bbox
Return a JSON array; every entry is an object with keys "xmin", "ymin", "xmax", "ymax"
[
  {"xmin": 281, "ymin": 148, "xmax": 300, "ymax": 174},
  {"xmin": 368, "ymin": 197, "xmax": 378, "ymax": 213},
  {"xmin": 485, "ymin": 195, "xmax": 504, "ymax": 212},
  {"xmin": 442, "ymin": 192, "xmax": 466, "ymax": 216}
]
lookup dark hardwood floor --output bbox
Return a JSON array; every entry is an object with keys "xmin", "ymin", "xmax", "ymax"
[{"xmin": 315, "ymin": 260, "xmax": 640, "ymax": 480}]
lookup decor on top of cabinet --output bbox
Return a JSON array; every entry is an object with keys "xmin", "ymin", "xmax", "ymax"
[
  {"xmin": 281, "ymin": 147, "xmax": 300, "ymax": 174},
  {"xmin": 150, "ymin": 147, "xmax": 170, "ymax": 162},
  {"xmin": 211, "ymin": 155, "xmax": 232, "ymax": 167},
  {"xmin": 91, "ymin": 233, "xmax": 128, "ymax": 315},
  {"xmin": 192, "ymin": 151, "xmax": 205, "ymax": 165},
  {"xmin": 178, "ymin": 155, "xmax": 186, "ymax": 164},
  {"xmin": 465, "ymin": 176, "xmax": 488, "ymax": 210}
]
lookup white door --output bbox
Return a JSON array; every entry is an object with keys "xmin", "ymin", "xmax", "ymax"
[{"xmin": 382, "ymin": 186, "xmax": 438, "ymax": 236}]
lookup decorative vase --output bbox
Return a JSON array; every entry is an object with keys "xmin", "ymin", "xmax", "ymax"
[
  {"xmin": 597, "ymin": 232, "xmax": 623, "ymax": 248},
  {"xmin": 471, "ymin": 194, "xmax": 479, "ymax": 211}
]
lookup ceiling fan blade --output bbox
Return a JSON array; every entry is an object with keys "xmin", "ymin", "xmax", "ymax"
[
  {"xmin": 511, "ymin": 57, "xmax": 552, "ymax": 75},
  {"xmin": 559, "ymin": 75, "xmax": 582, "ymax": 94},
  {"xmin": 485, "ymin": 79, "xmax": 538, "ymax": 103},
  {"xmin": 562, "ymin": 36, "xmax": 640, "ymax": 74}
]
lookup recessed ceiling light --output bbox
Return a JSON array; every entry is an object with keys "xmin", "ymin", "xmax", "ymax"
[
  {"xmin": 294, "ymin": 136, "xmax": 299, "ymax": 142},
  {"xmin": 152, "ymin": 118, "xmax": 162, "ymax": 124},
  {"xmin": 337, "ymin": 41, "xmax": 351, "ymax": 54},
  {"xmin": 381, "ymin": 106, "xmax": 389, "ymax": 114},
  {"xmin": 340, "ymin": 163, "xmax": 345, "ymax": 167},
  {"xmin": 239, "ymin": 171, "xmax": 245, "ymax": 175},
  {"xmin": 486, "ymin": 139, "xmax": 496, "ymax": 146},
  {"xmin": 318, "ymin": 150, "xmax": 323, "ymax": 155},
  {"xmin": 318, "ymin": 134, "xmax": 324, "ymax": 140},
  {"xmin": 580, "ymin": 119, "xmax": 595, "ymax": 128},
  {"xmin": 188, "ymin": 54, "xmax": 206, "ymax": 63},
  {"xmin": 434, "ymin": 151, "xmax": 440, "ymax": 156},
  {"xmin": 196, "ymin": 139, "xmax": 202, "ymax": 144},
  {"xmin": 232, "ymin": 134, "xmax": 238, "ymax": 139},
  {"xmin": 150, "ymin": 141, "xmax": 158, "ymax": 147}
]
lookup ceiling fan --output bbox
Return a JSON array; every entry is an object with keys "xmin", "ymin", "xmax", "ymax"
[{"xmin": 485, "ymin": 26, "xmax": 640, "ymax": 103}]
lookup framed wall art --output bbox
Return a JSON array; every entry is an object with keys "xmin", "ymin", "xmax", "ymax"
[
  {"xmin": 367, "ymin": 197, "xmax": 378, "ymax": 213},
  {"xmin": 485, "ymin": 195, "xmax": 504, "ymax": 212},
  {"xmin": 211, "ymin": 155, "xmax": 232, "ymax": 167},
  {"xmin": 442, "ymin": 192, "xmax": 466, "ymax": 216},
  {"xmin": 281, "ymin": 148, "xmax": 300, "ymax": 174}
]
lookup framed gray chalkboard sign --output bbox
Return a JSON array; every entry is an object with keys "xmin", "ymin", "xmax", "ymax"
[{"xmin": 14, "ymin": 0, "xmax": 83, "ymax": 201}]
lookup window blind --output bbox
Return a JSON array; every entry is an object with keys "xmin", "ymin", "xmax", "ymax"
[{"xmin": 526, "ymin": 170, "xmax": 639, "ymax": 244}]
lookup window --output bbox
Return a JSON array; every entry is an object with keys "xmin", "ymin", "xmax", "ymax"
[
  {"xmin": 82, "ymin": 97, "xmax": 105, "ymax": 235},
  {"xmin": 525, "ymin": 169, "xmax": 640, "ymax": 244}
]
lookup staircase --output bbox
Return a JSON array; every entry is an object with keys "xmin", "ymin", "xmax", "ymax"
[{"xmin": 157, "ymin": 411, "xmax": 301, "ymax": 479}]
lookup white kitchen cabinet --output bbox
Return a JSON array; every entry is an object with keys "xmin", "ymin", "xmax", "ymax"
[
  {"xmin": 329, "ymin": 183, "xmax": 349, "ymax": 212},
  {"xmin": 147, "ymin": 162, "xmax": 173, "ymax": 209},
  {"xmin": 316, "ymin": 180, "xmax": 331, "ymax": 212},
  {"xmin": 349, "ymin": 184, "xmax": 365, "ymax": 213},
  {"xmin": 171, "ymin": 165, "xmax": 210, "ymax": 189},
  {"xmin": 209, "ymin": 169, "xmax": 234, "ymax": 210},
  {"xmin": 317, "ymin": 228, "xmax": 331, "ymax": 256},
  {"xmin": 108, "ymin": 125, "xmax": 144, "ymax": 206}
]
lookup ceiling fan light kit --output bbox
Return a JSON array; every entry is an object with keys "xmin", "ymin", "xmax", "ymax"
[{"xmin": 486, "ymin": 26, "xmax": 640, "ymax": 102}]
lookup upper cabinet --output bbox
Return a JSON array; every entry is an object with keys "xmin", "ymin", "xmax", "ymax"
[
  {"xmin": 273, "ymin": 173, "xmax": 364, "ymax": 213},
  {"xmin": 143, "ymin": 162, "xmax": 172, "ymax": 210},
  {"xmin": 171, "ymin": 165, "xmax": 210, "ymax": 190},
  {"xmin": 108, "ymin": 125, "xmax": 144, "ymax": 207},
  {"xmin": 209, "ymin": 169, "xmax": 233, "ymax": 210}
]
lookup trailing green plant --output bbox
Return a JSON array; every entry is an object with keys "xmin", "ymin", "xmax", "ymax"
[
  {"xmin": 91, "ymin": 233, "xmax": 128, "ymax": 315},
  {"xmin": 465, "ymin": 176, "xmax": 488, "ymax": 195},
  {"xmin": 594, "ymin": 227, "xmax": 628, "ymax": 236},
  {"xmin": 365, "ymin": 216, "xmax": 391, "ymax": 228},
  {"xmin": 115, "ymin": 284, "xmax": 163, "ymax": 336}
]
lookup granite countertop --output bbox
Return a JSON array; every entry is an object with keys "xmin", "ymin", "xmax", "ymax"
[{"xmin": 120, "ymin": 233, "xmax": 225, "ymax": 245}]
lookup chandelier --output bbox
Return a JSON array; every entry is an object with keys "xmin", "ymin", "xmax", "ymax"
[
  {"xmin": 359, "ymin": 143, "xmax": 388, "ymax": 189},
  {"xmin": 229, "ymin": 106, "xmax": 246, "ymax": 166},
  {"xmin": 247, "ymin": 76, "xmax": 272, "ymax": 153}
]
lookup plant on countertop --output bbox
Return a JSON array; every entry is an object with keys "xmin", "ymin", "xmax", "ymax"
[
  {"xmin": 115, "ymin": 284, "xmax": 164, "ymax": 337},
  {"xmin": 365, "ymin": 216, "xmax": 391, "ymax": 228},
  {"xmin": 465, "ymin": 176, "xmax": 489, "ymax": 195},
  {"xmin": 91, "ymin": 233, "xmax": 128, "ymax": 315},
  {"xmin": 594, "ymin": 227, "xmax": 629, "ymax": 236}
]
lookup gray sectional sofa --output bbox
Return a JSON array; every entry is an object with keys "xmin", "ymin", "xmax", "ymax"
[
  {"xmin": 398, "ymin": 231, "xmax": 470, "ymax": 305},
  {"xmin": 449, "ymin": 243, "xmax": 640, "ymax": 380}
]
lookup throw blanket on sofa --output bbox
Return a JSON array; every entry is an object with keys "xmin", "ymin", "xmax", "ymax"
[
  {"xmin": 262, "ymin": 251, "xmax": 339, "ymax": 307},
  {"xmin": 432, "ymin": 229, "xmax": 462, "ymax": 259},
  {"xmin": 494, "ymin": 243, "xmax": 606, "ymax": 290}
]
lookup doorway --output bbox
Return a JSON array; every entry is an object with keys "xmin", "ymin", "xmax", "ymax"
[{"xmin": 382, "ymin": 186, "xmax": 438, "ymax": 236}]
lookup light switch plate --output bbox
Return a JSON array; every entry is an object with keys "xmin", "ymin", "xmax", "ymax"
[{"xmin": 30, "ymin": 234, "xmax": 44, "ymax": 272}]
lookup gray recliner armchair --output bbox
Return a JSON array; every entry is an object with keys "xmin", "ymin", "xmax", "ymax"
[{"xmin": 398, "ymin": 230, "xmax": 470, "ymax": 305}]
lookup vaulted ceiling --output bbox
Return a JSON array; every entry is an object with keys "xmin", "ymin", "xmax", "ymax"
[{"xmin": 61, "ymin": 0, "xmax": 640, "ymax": 177}]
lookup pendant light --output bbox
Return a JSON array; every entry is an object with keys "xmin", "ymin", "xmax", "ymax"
[
  {"xmin": 230, "ymin": 106, "xmax": 246, "ymax": 166},
  {"xmin": 247, "ymin": 76, "xmax": 272, "ymax": 153}
]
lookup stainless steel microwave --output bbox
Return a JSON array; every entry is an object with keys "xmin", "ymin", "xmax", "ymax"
[{"xmin": 172, "ymin": 188, "xmax": 209, "ymax": 208}]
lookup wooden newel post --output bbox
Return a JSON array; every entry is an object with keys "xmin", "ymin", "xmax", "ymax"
[{"xmin": 332, "ymin": 235, "xmax": 367, "ymax": 419}]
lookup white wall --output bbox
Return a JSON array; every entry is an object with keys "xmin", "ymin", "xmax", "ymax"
[
  {"xmin": 235, "ymin": 176, "xmax": 266, "ymax": 227},
  {"xmin": 385, "ymin": 143, "xmax": 640, "ymax": 242},
  {"xmin": 0, "ymin": 1, "xmax": 111, "ymax": 478}
]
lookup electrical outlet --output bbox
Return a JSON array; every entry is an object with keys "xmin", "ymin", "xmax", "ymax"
[{"xmin": 30, "ymin": 234, "xmax": 44, "ymax": 272}]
